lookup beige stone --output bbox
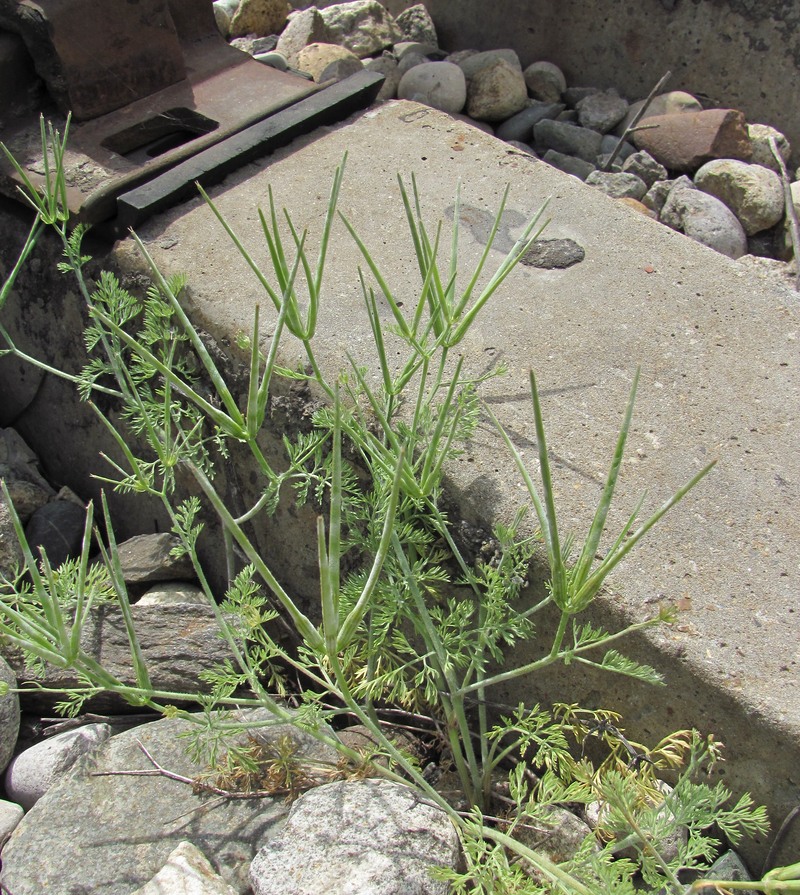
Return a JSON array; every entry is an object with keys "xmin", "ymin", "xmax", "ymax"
[
  {"xmin": 229, "ymin": 0, "xmax": 291, "ymax": 38},
  {"xmin": 466, "ymin": 58, "xmax": 528, "ymax": 123},
  {"xmin": 296, "ymin": 42, "xmax": 363, "ymax": 83}
]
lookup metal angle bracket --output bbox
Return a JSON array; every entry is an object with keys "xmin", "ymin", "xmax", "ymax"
[{"xmin": 114, "ymin": 70, "xmax": 385, "ymax": 233}]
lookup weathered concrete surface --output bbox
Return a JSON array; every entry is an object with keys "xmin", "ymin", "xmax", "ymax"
[
  {"xmin": 383, "ymin": 0, "xmax": 800, "ymax": 164},
  {"xmin": 1, "ymin": 101, "xmax": 798, "ymax": 865},
  {"xmin": 132, "ymin": 102, "xmax": 798, "ymax": 865}
]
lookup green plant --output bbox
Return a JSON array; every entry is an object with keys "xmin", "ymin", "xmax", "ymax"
[{"xmin": 0, "ymin": 118, "xmax": 766, "ymax": 893}]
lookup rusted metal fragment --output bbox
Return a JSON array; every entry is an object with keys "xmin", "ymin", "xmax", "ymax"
[
  {"xmin": 0, "ymin": 0, "xmax": 186, "ymax": 120},
  {"xmin": 115, "ymin": 69, "xmax": 385, "ymax": 231}
]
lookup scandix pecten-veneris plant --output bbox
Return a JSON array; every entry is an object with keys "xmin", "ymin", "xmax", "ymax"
[{"xmin": 0, "ymin": 116, "xmax": 780, "ymax": 894}]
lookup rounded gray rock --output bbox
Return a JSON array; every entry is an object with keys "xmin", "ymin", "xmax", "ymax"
[
  {"xmin": 466, "ymin": 58, "xmax": 528, "ymax": 123},
  {"xmin": 397, "ymin": 61, "xmax": 466, "ymax": 114},
  {"xmin": 660, "ymin": 187, "xmax": 748, "ymax": 259},
  {"xmin": 5, "ymin": 723, "xmax": 111, "ymax": 810},
  {"xmin": 523, "ymin": 60, "xmax": 566, "ymax": 103},
  {"xmin": 534, "ymin": 119, "xmax": 603, "ymax": 163},
  {"xmin": 458, "ymin": 48, "xmax": 521, "ymax": 81},
  {"xmin": 694, "ymin": 158, "xmax": 784, "ymax": 235}
]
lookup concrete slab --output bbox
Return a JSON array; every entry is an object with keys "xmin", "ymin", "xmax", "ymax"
[
  {"xmin": 127, "ymin": 100, "xmax": 798, "ymax": 863},
  {"xmin": 1, "ymin": 99, "xmax": 796, "ymax": 863}
]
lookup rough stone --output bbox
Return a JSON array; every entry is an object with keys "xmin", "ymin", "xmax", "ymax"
[
  {"xmin": 131, "ymin": 842, "xmax": 238, "ymax": 895},
  {"xmin": 631, "ymin": 109, "xmax": 753, "ymax": 172},
  {"xmin": 694, "ymin": 159, "xmax": 784, "ymax": 235},
  {"xmin": 364, "ymin": 53, "xmax": 402, "ymax": 102},
  {"xmin": 397, "ymin": 61, "xmax": 466, "ymax": 115},
  {"xmin": 642, "ymin": 178, "xmax": 680, "ymax": 214},
  {"xmin": 466, "ymin": 58, "xmax": 528, "ymax": 123},
  {"xmin": 523, "ymin": 60, "xmax": 566, "ymax": 103},
  {"xmin": 660, "ymin": 186, "xmax": 748, "ymax": 258},
  {"xmin": 4, "ymin": 723, "xmax": 111, "ymax": 811},
  {"xmin": 394, "ymin": 4, "xmax": 437, "ymax": 44},
  {"xmin": 0, "ymin": 713, "xmax": 335, "ymax": 895},
  {"xmin": 542, "ymin": 149, "xmax": 596, "ymax": 180},
  {"xmin": 747, "ymin": 123, "xmax": 791, "ymax": 173},
  {"xmin": 296, "ymin": 42, "xmax": 363, "ymax": 83},
  {"xmin": 249, "ymin": 779, "xmax": 460, "ymax": 895},
  {"xmin": 276, "ymin": 7, "xmax": 331, "ymax": 65},
  {"xmin": 585, "ymin": 170, "xmax": 647, "ymax": 200},
  {"xmin": 534, "ymin": 119, "xmax": 603, "ymax": 163},
  {"xmin": 457, "ymin": 49, "xmax": 522, "ymax": 81},
  {"xmin": 0, "ymin": 656, "xmax": 19, "ymax": 774},
  {"xmin": 4, "ymin": 601, "xmax": 235, "ymax": 714},
  {"xmin": 229, "ymin": 0, "xmax": 291, "ymax": 38},
  {"xmin": 576, "ymin": 91, "xmax": 629, "ymax": 134},
  {"xmin": 621, "ymin": 150, "xmax": 669, "ymax": 188},
  {"xmin": 495, "ymin": 102, "xmax": 565, "ymax": 143},
  {"xmin": 0, "ymin": 428, "xmax": 55, "ymax": 522},
  {"xmin": 115, "ymin": 532, "xmax": 195, "ymax": 584},
  {"xmin": 319, "ymin": 0, "xmax": 401, "ymax": 58},
  {"xmin": 24, "ymin": 499, "xmax": 87, "ymax": 568},
  {"xmin": 520, "ymin": 239, "xmax": 585, "ymax": 269}
]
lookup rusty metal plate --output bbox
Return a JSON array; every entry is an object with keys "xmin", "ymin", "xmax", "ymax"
[
  {"xmin": 0, "ymin": 39, "xmax": 321, "ymax": 225},
  {"xmin": 0, "ymin": 0, "xmax": 187, "ymax": 120}
]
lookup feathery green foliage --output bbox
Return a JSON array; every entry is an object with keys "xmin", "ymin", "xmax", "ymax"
[{"xmin": 0, "ymin": 117, "xmax": 765, "ymax": 894}]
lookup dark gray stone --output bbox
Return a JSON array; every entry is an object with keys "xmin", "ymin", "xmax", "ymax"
[
  {"xmin": 542, "ymin": 149, "xmax": 596, "ymax": 180},
  {"xmin": 115, "ymin": 532, "xmax": 196, "ymax": 584},
  {"xmin": 576, "ymin": 91, "xmax": 629, "ymax": 133},
  {"xmin": 562, "ymin": 86, "xmax": 601, "ymax": 108},
  {"xmin": 534, "ymin": 119, "xmax": 603, "ymax": 163},
  {"xmin": 520, "ymin": 239, "xmax": 586, "ymax": 269},
  {"xmin": 621, "ymin": 150, "xmax": 669, "ymax": 187},
  {"xmin": 24, "ymin": 499, "xmax": 87, "ymax": 568},
  {"xmin": 495, "ymin": 102, "xmax": 564, "ymax": 142}
]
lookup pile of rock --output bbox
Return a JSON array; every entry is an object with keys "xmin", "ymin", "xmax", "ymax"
[
  {"xmin": 0, "ymin": 437, "xmax": 765, "ymax": 893},
  {"xmin": 211, "ymin": 0, "xmax": 797, "ymax": 267}
]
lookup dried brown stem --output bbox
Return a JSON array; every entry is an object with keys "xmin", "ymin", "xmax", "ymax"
[
  {"xmin": 602, "ymin": 70, "xmax": 672, "ymax": 172},
  {"xmin": 769, "ymin": 136, "xmax": 800, "ymax": 291},
  {"xmin": 89, "ymin": 739, "xmax": 296, "ymax": 800}
]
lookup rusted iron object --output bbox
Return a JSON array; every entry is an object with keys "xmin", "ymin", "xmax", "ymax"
[{"xmin": 0, "ymin": 0, "xmax": 381, "ymax": 228}]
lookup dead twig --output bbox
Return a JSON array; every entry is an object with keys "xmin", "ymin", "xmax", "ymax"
[
  {"xmin": 769, "ymin": 136, "xmax": 800, "ymax": 291},
  {"xmin": 602, "ymin": 70, "xmax": 672, "ymax": 172},
  {"xmin": 90, "ymin": 739, "xmax": 296, "ymax": 800}
]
